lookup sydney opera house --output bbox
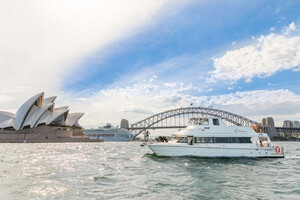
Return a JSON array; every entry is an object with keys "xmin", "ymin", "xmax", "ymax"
[{"xmin": 0, "ymin": 92, "xmax": 102, "ymax": 143}]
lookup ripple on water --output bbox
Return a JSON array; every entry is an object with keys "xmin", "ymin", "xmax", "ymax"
[{"xmin": 0, "ymin": 142, "xmax": 299, "ymax": 199}]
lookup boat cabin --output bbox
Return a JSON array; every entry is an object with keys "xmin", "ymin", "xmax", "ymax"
[
  {"xmin": 188, "ymin": 117, "xmax": 222, "ymax": 126},
  {"xmin": 170, "ymin": 117, "xmax": 272, "ymax": 147}
]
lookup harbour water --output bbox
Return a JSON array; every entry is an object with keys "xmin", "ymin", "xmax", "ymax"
[{"xmin": 0, "ymin": 142, "xmax": 299, "ymax": 200}]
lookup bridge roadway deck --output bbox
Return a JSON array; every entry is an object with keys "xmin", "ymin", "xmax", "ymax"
[
  {"xmin": 129, "ymin": 126, "xmax": 186, "ymax": 130},
  {"xmin": 275, "ymin": 127, "xmax": 300, "ymax": 131},
  {"xmin": 129, "ymin": 126, "xmax": 300, "ymax": 131}
]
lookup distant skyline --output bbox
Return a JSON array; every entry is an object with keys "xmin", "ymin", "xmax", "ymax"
[{"xmin": 0, "ymin": 0, "xmax": 299, "ymax": 127}]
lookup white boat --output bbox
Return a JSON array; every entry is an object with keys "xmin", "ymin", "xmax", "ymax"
[
  {"xmin": 148, "ymin": 117, "xmax": 284, "ymax": 158},
  {"xmin": 84, "ymin": 123, "xmax": 134, "ymax": 142}
]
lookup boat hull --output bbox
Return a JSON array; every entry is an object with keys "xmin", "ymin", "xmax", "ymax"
[{"xmin": 148, "ymin": 144, "xmax": 284, "ymax": 158}]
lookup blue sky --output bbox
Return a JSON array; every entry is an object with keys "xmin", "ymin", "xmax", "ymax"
[
  {"xmin": 0, "ymin": 0, "xmax": 299, "ymax": 127},
  {"xmin": 65, "ymin": 0, "xmax": 300, "ymax": 96}
]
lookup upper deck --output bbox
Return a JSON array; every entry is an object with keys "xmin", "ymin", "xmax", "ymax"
[{"xmin": 173, "ymin": 117, "xmax": 260, "ymax": 137}]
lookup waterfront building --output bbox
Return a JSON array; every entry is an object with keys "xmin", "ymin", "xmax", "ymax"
[
  {"xmin": 261, "ymin": 117, "xmax": 276, "ymax": 138},
  {"xmin": 120, "ymin": 119, "xmax": 129, "ymax": 129},
  {"xmin": 0, "ymin": 92, "xmax": 102, "ymax": 143},
  {"xmin": 283, "ymin": 120, "xmax": 300, "ymax": 128}
]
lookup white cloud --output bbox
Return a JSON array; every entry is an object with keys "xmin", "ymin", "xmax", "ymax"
[
  {"xmin": 0, "ymin": 2, "xmax": 299, "ymax": 128},
  {"xmin": 2, "ymin": 71, "xmax": 298, "ymax": 127},
  {"xmin": 120, "ymin": 106, "xmax": 154, "ymax": 115},
  {"xmin": 0, "ymin": 0, "xmax": 189, "ymax": 107},
  {"xmin": 59, "ymin": 74, "xmax": 300, "ymax": 127},
  {"xmin": 283, "ymin": 22, "xmax": 297, "ymax": 35},
  {"xmin": 0, "ymin": 95, "xmax": 16, "ymax": 104},
  {"xmin": 58, "ymin": 80, "xmax": 198, "ymax": 127},
  {"xmin": 0, "ymin": 0, "xmax": 194, "ymax": 117},
  {"xmin": 149, "ymin": 75, "xmax": 158, "ymax": 83},
  {"xmin": 289, "ymin": 22, "xmax": 296, "ymax": 31},
  {"xmin": 204, "ymin": 89, "xmax": 300, "ymax": 125},
  {"xmin": 205, "ymin": 89, "xmax": 298, "ymax": 107},
  {"xmin": 210, "ymin": 23, "xmax": 300, "ymax": 82},
  {"xmin": 163, "ymin": 82, "xmax": 178, "ymax": 88}
]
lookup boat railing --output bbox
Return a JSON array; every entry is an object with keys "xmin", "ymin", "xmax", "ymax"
[{"xmin": 281, "ymin": 146, "xmax": 284, "ymax": 154}]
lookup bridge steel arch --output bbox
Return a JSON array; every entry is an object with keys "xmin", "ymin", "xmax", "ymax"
[{"xmin": 130, "ymin": 107, "xmax": 260, "ymax": 138}]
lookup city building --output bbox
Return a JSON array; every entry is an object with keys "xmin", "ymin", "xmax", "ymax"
[
  {"xmin": 261, "ymin": 117, "xmax": 276, "ymax": 138},
  {"xmin": 120, "ymin": 119, "xmax": 129, "ymax": 129},
  {"xmin": 283, "ymin": 120, "xmax": 300, "ymax": 128}
]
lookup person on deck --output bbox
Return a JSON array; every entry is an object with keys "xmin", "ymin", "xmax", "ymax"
[
  {"xmin": 143, "ymin": 130, "xmax": 147, "ymax": 142},
  {"xmin": 146, "ymin": 131, "xmax": 150, "ymax": 142}
]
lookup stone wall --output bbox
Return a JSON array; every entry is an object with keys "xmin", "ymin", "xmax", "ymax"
[{"xmin": 0, "ymin": 125, "xmax": 103, "ymax": 143}]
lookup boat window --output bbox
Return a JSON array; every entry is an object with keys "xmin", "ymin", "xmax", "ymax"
[
  {"xmin": 215, "ymin": 137, "xmax": 230, "ymax": 143},
  {"xmin": 203, "ymin": 118, "xmax": 209, "ymax": 125},
  {"xmin": 198, "ymin": 118, "xmax": 203, "ymax": 125},
  {"xmin": 196, "ymin": 137, "xmax": 204, "ymax": 143},
  {"xmin": 196, "ymin": 137, "xmax": 210, "ymax": 143},
  {"xmin": 213, "ymin": 119, "xmax": 219, "ymax": 125},
  {"xmin": 259, "ymin": 137, "xmax": 268, "ymax": 141},
  {"xmin": 194, "ymin": 137, "xmax": 197, "ymax": 143},
  {"xmin": 239, "ymin": 137, "xmax": 252, "ymax": 143},
  {"xmin": 188, "ymin": 136, "xmax": 194, "ymax": 145},
  {"xmin": 188, "ymin": 119, "xmax": 195, "ymax": 125},
  {"xmin": 231, "ymin": 137, "xmax": 239, "ymax": 143},
  {"xmin": 193, "ymin": 118, "xmax": 199, "ymax": 125},
  {"xmin": 259, "ymin": 137, "xmax": 270, "ymax": 147},
  {"xmin": 194, "ymin": 137, "xmax": 214, "ymax": 143},
  {"xmin": 204, "ymin": 137, "xmax": 214, "ymax": 143},
  {"xmin": 177, "ymin": 137, "xmax": 188, "ymax": 143},
  {"xmin": 194, "ymin": 137, "xmax": 252, "ymax": 143}
]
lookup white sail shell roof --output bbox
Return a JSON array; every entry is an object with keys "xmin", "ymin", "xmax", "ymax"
[
  {"xmin": 44, "ymin": 96, "xmax": 57, "ymax": 104},
  {"xmin": 46, "ymin": 110, "xmax": 69, "ymax": 124},
  {"xmin": 0, "ymin": 118, "xmax": 14, "ymax": 129},
  {"xmin": 66, "ymin": 113, "xmax": 84, "ymax": 126},
  {"xmin": 0, "ymin": 92, "xmax": 84, "ymax": 130},
  {"xmin": 36, "ymin": 109, "xmax": 69, "ymax": 126},
  {"xmin": 55, "ymin": 106, "xmax": 69, "ymax": 110},
  {"xmin": 36, "ymin": 110, "xmax": 51, "ymax": 125},
  {"xmin": 21, "ymin": 105, "xmax": 39, "ymax": 129},
  {"xmin": 13, "ymin": 92, "xmax": 44, "ymax": 130},
  {"xmin": 0, "ymin": 111, "xmax": 14, "ymax": 123},
  {"xmin": 30, "ymin": 103, "xmax": 54, "ymax": 128},
  {"xmin": 21, "ymin": 103, "xmax": 54, "ymax": 128}
]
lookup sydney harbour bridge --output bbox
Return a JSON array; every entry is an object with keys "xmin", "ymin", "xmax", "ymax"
[
  {"xmin": 129, "ymin": 106, "xmax": 300, "ymax": 139},
  {"xmin": 129, "ymin": 106, "xmax": 260, "ymax": 139}
]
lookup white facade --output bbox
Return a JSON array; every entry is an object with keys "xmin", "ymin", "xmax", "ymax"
[{"xmin": 0, "ymin": 92, "xmax": 84, "ymax": 130}]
